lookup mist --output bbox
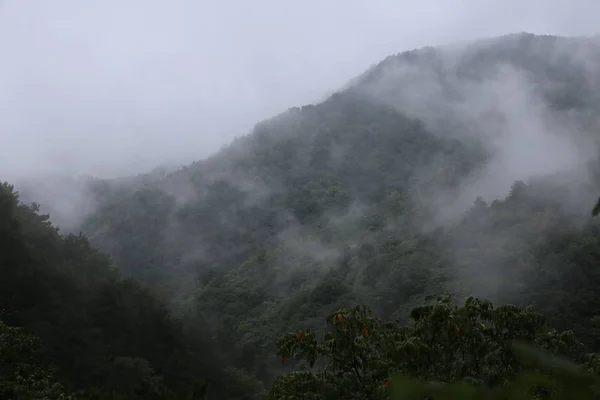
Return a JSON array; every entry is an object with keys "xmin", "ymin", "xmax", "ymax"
[
  {"xmin": 5, "ymin": 3, "xmax": 600, "ymax": 396},
  {"xmin": 1, "ymin": 0, "xmax": 598, "ymax": 180},
  {"xmin": 354, "ymin": 36, "xmax": 600, "ymax": 228},
  {"xmin": 0, "ymin": 0, "xmax": 598, "ymax": 249}
]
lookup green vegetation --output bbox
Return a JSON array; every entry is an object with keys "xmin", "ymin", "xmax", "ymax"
[
  {"xmin": 0, "ymin": 182, "xmax": 230, "ymax": 398},
  {"xmin": 270, "ymin": 295, "xmax": 600, "ymax": 399},
  {"xmin": 4, "ymin": 33, "xmax": 600, "ymax": 398},
  {"xmin": 0, "ymin": 318, "xmax": 75, "ymax": 399}
]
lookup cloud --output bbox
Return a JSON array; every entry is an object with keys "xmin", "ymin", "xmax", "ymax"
[
  {"xmin": 354, "ymin": 35, "xmax": 600, "ymax": 229},
  {"xmin": 1, "ymin": 0, "xmax": 598, "ymax": 179}
]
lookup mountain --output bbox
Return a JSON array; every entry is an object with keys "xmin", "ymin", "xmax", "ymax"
[
  {"xmin": 78, "ymin": 33, "xmax": 600, "ymax": 383},
  {"xmin": 0, "ymin": 182, "xmax": 232, "ymax": 398},
  {"xmin": 12, "ymin": 165, "xmax": 181, "ymax": 232},
  {"xmin": 6, "ymin": 33, "xmax": 600, "ymax": 398}
]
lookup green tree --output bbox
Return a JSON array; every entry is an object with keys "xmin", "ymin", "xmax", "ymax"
[
  {"xmin": 0, "ymin": 318, "xmax": 76, "ymax": 400},
  {"xmin": 269, "ymin": 295, "xmax": 588, "ymax": 399}
]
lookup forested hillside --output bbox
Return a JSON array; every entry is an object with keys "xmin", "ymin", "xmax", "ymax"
[
  {"xmin": 0, "ymin": 182, "xmax": 256, "ymax": 399},
  {"xmin": 5, "ymin": 32, "xmax": 600, "ymax": 398},
  {"xmin": 13, "ymin": 165, "xmax": 179, "ymax": 232}
]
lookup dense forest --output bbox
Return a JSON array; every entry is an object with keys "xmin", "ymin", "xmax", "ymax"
[{"xmin": 5, "ymin": 33, "xmax": 600, "ymax": 398}]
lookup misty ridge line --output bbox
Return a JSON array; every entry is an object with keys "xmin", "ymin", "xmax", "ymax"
[
  {"xmin": 11, "ymin": 35, "xmax": 596, "ymax": 198},
  {"xmin": 7, "ymin": 33, "xmax": 600, "ymax": 304}
]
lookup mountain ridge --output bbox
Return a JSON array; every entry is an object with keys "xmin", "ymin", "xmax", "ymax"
[{"xmin": 6, "ymin": 32, "xmax": 600, "ymax": 398}]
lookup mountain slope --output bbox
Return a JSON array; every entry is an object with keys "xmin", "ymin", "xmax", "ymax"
[
  {"xmin": 83, "ymin": 91, "xmax": 482, "ymax": 291},
  {"xmin": 78, "ymin": 33, "xmax": 600, "ymax": 386},
  {"xmin": 0, "ymin": 182, "xmax": 245, "ymax": 399},
  {"xmin": 13, "ymin": 165, "xmax": 180, "ymax": 232}
]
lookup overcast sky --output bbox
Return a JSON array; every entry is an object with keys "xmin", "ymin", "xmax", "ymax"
[{"xmin": 0, "ymin": 0, "xmax": 597, "ymax": 179}]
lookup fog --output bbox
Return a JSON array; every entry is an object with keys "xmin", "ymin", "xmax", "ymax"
[
  {"xmin": 4, "ymin": 4, "xmax": 600, "ymax": 392},
  {"xmin": 352, "ymin": 34, "xmax": 600, "ymax": 226},
  {"xmin": 1, "ymin": 0, "xmax": 598, "ymax": 179}
]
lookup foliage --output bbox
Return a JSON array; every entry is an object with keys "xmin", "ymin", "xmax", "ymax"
[
  {"xmin": 0, "ymin": 318, "xmax": 76, "ymax": 399},
  {"xmin": 0, "ymin": 182, "xmax": 231, "ymax": 399},
  {"xmin": 389, "ymin": 342, "xmax": 600, "ymax": 399},
  {"xmin": 270, "ymin": 296, "xmax": 597, "ymax": 399}
]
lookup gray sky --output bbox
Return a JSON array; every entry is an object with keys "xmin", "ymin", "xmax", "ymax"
[{"xmin": 0, "ymin": 0, "xmax": 598, "ymax": 179}]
